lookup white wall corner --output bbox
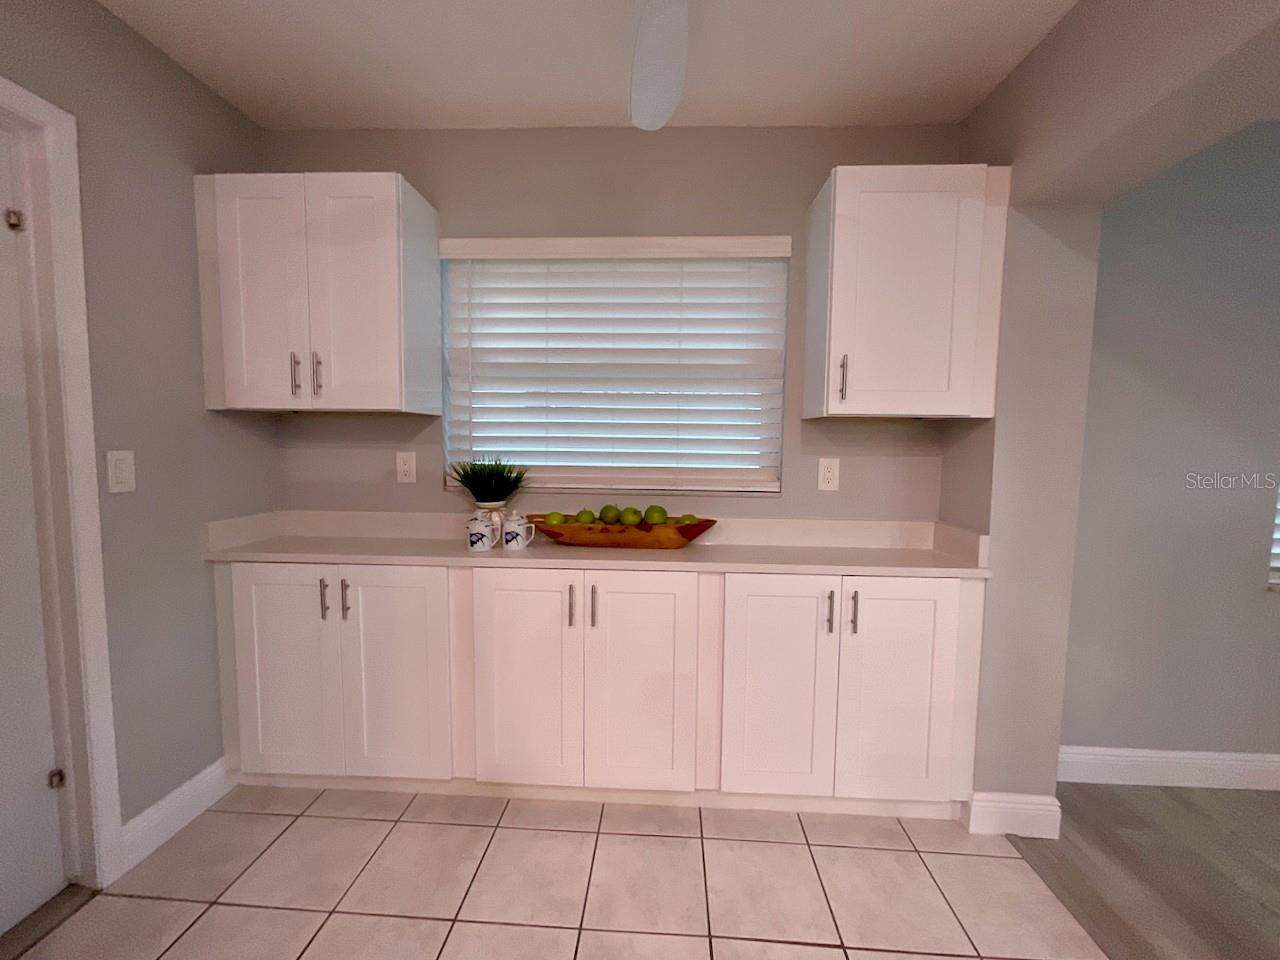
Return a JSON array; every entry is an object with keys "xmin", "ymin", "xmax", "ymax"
[
  {"xmin": 966, "ymin": 791, "xmax": 1061, "ymax": 839},
  {"xmin": 1059, "ymin": 746, "xmax": 1280, "ymax": 789},
  {"xmin": 107, "ymin": 756, "xmax": 235, "ymax": 885}
]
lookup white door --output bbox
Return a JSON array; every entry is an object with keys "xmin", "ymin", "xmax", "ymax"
[
  {"xmin": 233, "ymin": 563, "xmax": 344, "ymax": 775},
  {"xmin": 721, "ymin": 574, "xmax": 841, "ymax": 796},
  {"xmin": 0, "ymin": 129, "xmax": 65, "ymax": 932},
  {"xmin": 305, "ymin": 173, "xmax": 402, "ymax": 410},
  {"xmin": 827, "ymin": 165, "xmax": 986, "ymax": 415},
  {"xmin": 835, "ymin": 577, "xmax": 960, "ymax": 800},
  {"xmin": 474, "ymin": 569, "xmax": 584, "ymax": 786},
  {"xmin": 339, "ymin": 566, "xmax": 451, "ymax": 779},
  {"xmin": 584, "ymin": 571, "xmax": 697, "ymax": 791},
  {"xmin": 214, "ymin": 174, "xmax": 311, "ymax": 409}
]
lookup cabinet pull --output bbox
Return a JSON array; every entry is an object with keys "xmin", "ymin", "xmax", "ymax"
[
  {"xmin": 568, "ymin": 583, "xmax": 575, "ymax": 627},
  {"xmin": 289, "ymin": 351, "xmax": 301, "ymax": 396},
  {"xmin": 838, "ymin": 353, "xmax": 849, "ymax": 401},
  {"xmin": 850, "ymin": 589, "xmax": 860, "ymax": 633},
  {"xmin": 826, "ymin": 590, "xmax": 835, "ymax": 633},
  {"xmin": 312, "ymin": 352, "xmax": 323, "ymax": 395},
  {"xmin": 590, "ymin": 585, "xmax": 598, "ymax": 627},
  {"xmin": 340, "ymin": 578, "xmax": 350, "ymax": 620},
  {"xmin": 319, "ymin": 578, "xmax": 330, "ymax": 620}
]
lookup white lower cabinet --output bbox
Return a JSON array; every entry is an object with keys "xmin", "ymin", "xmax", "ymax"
[
  {"xmin": 720, "ymin": 574, "xmax": 841, "ymax": 796},
  {"xmin": 835, "ymin": 577, "xmax": 960, "ymax": 800},
  {"xmin": 232, "ymin": 562, "xmax": 451, "ymax": 777},
  {"xmin": 473, "ymin": 567, "xmax": 698, "ymax": 790},
  {"xmin": 721, "ymin": 573, "xmax": 962, "ymax": 801}
]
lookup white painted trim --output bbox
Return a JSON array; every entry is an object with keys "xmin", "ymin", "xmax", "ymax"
[
  {"xmin": 967, "ymin": 792, "xmax": 1061, "ymax": 839},
  {"xmin": 1059, "ymin": 745, "xmax": 1280, "ymax": 789},
  {"xmin": 0, "ymin": 75, "xmax": 121, "ymax": 887},
  {"xmin": 115, "ymin": 757, "xmax": 235, "ymax": 879},
  {"xmin": 439, "ymin": 235, "xmax": 792, "ymax": 260}
]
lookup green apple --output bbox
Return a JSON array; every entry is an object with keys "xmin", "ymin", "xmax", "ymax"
[
  {"xmin": 598, "ymin": 504, "xmax": 622, "ymax": 524},
  {"xmin": 544, "ymin": 511, "xmax": 566, "ymax": 525},
  {"xmin": 678, "ymin": 513, "xmax": 698, "ymax": 524},
  {"xmin": 665, "ymin": 517, "xmax": 679, "ymax": 525},
  {"xmin": 575, "ymin": 509, "xmax": 595, "ymax": 523},
  {"xmin": 619, "ymin": 507, "xmax": 643, "ymax": 526},
  {"xmin": 643, "ymin": 504, "xmax": 668, "ymax": 524}
]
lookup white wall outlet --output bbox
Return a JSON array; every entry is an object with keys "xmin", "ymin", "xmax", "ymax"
[
  {"xmin": 818, "ymin": 457, "xmax": 840, "ymax": 491},
  {"xmin": 106, "ymin": 450, "xmax": 136, "ymax": 493},
  {"xmin": 395, "ymin": 451, "xmax": 417, "ymax": 483}
]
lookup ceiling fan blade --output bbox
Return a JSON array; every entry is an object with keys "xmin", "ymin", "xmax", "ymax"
[{"xmin": 630, "ymin": 0, "xmax": 689, "ymax": 131}]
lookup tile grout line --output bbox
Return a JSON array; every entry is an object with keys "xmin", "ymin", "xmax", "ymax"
[
  {"xmin": 700, "ymin": 807, "xmax": 714, "ymax": 960},
  {"xmin": 900, "ymin": 817, "xmax": 982, "ymax": 959},
  {"xmin": 797, "ymin": 812, "xmax": 844, "ymax": 950},
  {"xmin": 433, "ymin": 797, "xmax": 510, "ymax": 960},
  {"xmin": 570, "ymin": 804, "xmax": 605, "ymax": 960}
]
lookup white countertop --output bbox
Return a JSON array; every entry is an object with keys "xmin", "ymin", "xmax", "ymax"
[{"xmin": 206, "ymin": 534, "xmax": 990, "ymax": 578}]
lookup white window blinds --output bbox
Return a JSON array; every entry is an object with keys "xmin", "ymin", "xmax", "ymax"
[
  {"xmin": 445, "ymin": 257, "xmax": 788, "ymax": 492},
  {"xmin": 1271, "ymin": 491, "xmax": 1280, "ymax": 584}
]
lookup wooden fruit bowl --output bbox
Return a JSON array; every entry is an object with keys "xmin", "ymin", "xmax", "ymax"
[{"xmin": 528, "ymin": 515, "xmax": 716, "ymax": 549}]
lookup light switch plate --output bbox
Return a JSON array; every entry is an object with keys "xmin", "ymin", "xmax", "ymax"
[
  {"xmin": 106, "ymin": 450, "xmax": 136, "ymax": 493},
  {"xmin": 818, "ymin": 457, "xmax": 839, "ymax": 491},
  {"xmin": 395, "ymin": 451, "xmax": 417, "ymax": 483}
]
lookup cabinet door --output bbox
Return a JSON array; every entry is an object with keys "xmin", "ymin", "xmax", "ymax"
[
  {"xmin": 233, "ymin": 563, "xmax": 343, "ymax": 774},
  {"xmin": 304, "ymin": 173, "xmax": 403, "ymax": 410},
  {"xmin": 214, "ymin": 175, "xmax": 311, "ymax": 409},
  {"xmin": 721, "ymin": 574, "xmax": 841, "ymax": 796},
  {"xmin": 474, "ymin": 569, "xmax": 584, "ymax": 786},
  {"xmin": 584, "ymin": 571, "xmax": 697, "ymax": 791},
  {"xmin": 339, "ymin": 566, "xmax": 451, "ymax": 779},
  {"xmin": 835, "ymin": 577, "xmax": 960, "ymax": 800},
  {"xmin": 827, "ymin": 165, "xmax": 987, "ymax": 415}
]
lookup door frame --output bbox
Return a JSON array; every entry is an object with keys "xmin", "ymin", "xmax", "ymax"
[{"xmin": 1, "ymin": 75, "xmax": 122, "ymax": 888}]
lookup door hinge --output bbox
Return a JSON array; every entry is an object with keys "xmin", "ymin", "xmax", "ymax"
[
  {"xmin": 48, "ymin": 768, "xmax": 66, "ymax": 789},
  {"xmin": 5, "ymin": 208, "xmax": 24, "ymax": 232}
]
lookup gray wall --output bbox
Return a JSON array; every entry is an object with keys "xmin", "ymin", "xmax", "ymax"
[
  {"xmin": 1062, "ymin": 123, "xmax": 1280, "ymax": 754},
  {"xmin": 262, "ymin": 127, "xmax": 969, "ymax": 521},
  {"xmin": 0, "ymin": 0, "xmax": 281, "ymax": 818}
]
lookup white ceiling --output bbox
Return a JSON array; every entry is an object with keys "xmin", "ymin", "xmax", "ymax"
[{"xmin": 97, "ymin": 0, "xmax": 1079, "ymax": 130}]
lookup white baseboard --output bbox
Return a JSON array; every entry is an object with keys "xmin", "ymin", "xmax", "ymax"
[
  {"xmin": 107, "ymin": 756, "xmax": 235, "ymax": 885},
  {"xmin": 967, "ymin": 792, "xmax": 1061, "ymax": 839},
  {"xmin": 1059, "ymin": 745, "xmax": 1280, "ymax": 789}
]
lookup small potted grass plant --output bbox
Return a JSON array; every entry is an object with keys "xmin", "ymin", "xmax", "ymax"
[{"xmin": 448, "ymin": 458, "xmax": 527, "ymax": 512}]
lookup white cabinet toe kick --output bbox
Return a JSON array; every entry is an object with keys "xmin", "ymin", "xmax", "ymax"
[{"xmin": 215, "ymin": 561, "xmax": 984, "ymax": 823}]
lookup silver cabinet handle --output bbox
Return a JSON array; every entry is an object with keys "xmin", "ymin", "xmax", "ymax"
[
  {"xmin": 289, "ymin": 351, "xmax": 301, "ymax": 396},
  {"xmin": 838, "ymin": 353, "xmax": 849, "ymax": 401},
  {"xmin": 312, "ymin": 352, "xmax": 322, "ymax": 395},
  {"xmin": 319, "ymin": 578, "xmax": 330, "ymax": 620},
  {"xmin": 568, "ymin": 583, "xmax": 575, "ymax": 627},
  {"xmin": 590, "ymin": 585, "xmax": 598, "ymax": 627},
  {"xmin": 850, "ymin": 589, "xmax": 860, "ymax": 633},
  {"xmin": 340, "ymin": 578, "xmax": 350, "ymax": 620},
  {"xmin": 826, "ymin": 590, "xmax": 835, "ymax": 634}
]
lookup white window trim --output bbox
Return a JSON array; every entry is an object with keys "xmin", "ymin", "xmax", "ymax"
[{"xmin": 438, "ymin": 235, "xmax": 791, "ymax": 260}]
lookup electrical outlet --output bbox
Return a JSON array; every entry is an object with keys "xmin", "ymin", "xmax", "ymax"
[
  {"xmin": 106, "ymin": 450, "xmax": 136, "ymax": 493},
  {"xmin": 395, "ymin": 451, "xmax": 417, "ymax": 484},
  {"xmin": 818, "ymin": 457, "xmax": 839, "ymax": 491}
]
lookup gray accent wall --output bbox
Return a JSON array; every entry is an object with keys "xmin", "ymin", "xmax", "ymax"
[
  {"xmin": 0, "ymin": 0, "xmax": 280, "ymax": 818},
  {"xmin": 261, "ymin": 127, "xmax": 968, "ymax": 522},
  {"xmin": 1062, "ymin": 123, "xmax": 1280, "ymax": 754}
]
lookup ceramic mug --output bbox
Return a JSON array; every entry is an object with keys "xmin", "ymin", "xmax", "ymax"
[
  {"xmin": 502, "ymin": 513, "xmax": 535, "ymax": 550},
  {"xmin": 466, "ymin": 515, "xmax": 498, "ymax": 552}
]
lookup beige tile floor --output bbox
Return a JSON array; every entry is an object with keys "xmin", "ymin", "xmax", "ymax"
[{"xmin": 23, "ymin": 785, "xmax": 1109, "ymax": 960}]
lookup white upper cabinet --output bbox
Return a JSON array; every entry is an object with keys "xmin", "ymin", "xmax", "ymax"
[
  {"xmin": 720, "ymin": 573, "xmax": 841, "ymax": 797},
  {"xmin": 197, "ymin": 172, "xmax": 441, "ymax": 413},
  {"xmin": 803, "ymin": 165, "xmax": 1010, "ymax": 418}
]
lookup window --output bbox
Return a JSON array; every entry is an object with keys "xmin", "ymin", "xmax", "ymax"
[
  {"xmin": 1271, "ymin": 490, "xmax": 1280, "ymax": 585},
  {"xmin": 444, "ymin": 252, "xmax": 788, "ymax": 492}
]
